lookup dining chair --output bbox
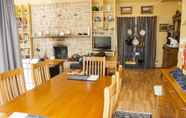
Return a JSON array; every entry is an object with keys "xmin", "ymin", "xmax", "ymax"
[
  {"xmin": 83, "ymin": 56, "xmax": 106, "ymax": 76},
  {"xmin": 47, "ymin": 59, "xmax": 64, "ymax": 72},
  {"xmin": 115, "ymin": 71, "xmax": 122, "ymax": 106},
  {"xmin": 103, "ymin": 75, "xmax": 117, "ymax": 118},
  {"xmin": 31, "ymin": 61, "xmax": 50, "ymax": 87},
  {"xmin": 0, "ymin": 68, "xmax": 26, "ymax": 105}
]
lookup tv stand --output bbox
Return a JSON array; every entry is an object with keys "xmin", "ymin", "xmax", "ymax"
[
  {"xmin": 91, "ymin": 51, "xmax": 106, "ymax": 57},
  {"xmin": 91, "ymin": 50, "xmax": 115, "ymax": 57}
]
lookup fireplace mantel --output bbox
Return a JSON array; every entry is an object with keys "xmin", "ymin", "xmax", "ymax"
[{"xmin": 32, "ymin": 35, "xmax": 90, "ymax": 39}]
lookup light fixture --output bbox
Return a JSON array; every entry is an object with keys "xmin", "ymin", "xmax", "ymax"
[
  {"xmin": 127, "ymin": 29, "xmax": 133, "ymax": 35},
  {"xmin": 140, "ymin": 30, "xmax": 146, "ymax": 36},
  {"xmin": 132, "ymin": 18, "xmax": 140, "ymax": 46},
  {"xmin": 132, "ymin": 36, "xmax": 140, "ymax": 46}
]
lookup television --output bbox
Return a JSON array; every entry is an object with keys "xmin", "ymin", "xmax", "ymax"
[{"xmin": 93, "ymin": 36, "xmax": 112, "ymax": 51}]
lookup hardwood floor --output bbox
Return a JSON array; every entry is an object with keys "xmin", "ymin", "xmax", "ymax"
[{"xmin": 116, "ymin": 69, "xmax": 166, "ymax": 118}]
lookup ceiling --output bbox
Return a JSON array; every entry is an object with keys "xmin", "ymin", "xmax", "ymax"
[
  {"xmin": 118, "ymin": 0, "xmax": 181, "ymax": 2},
  {"xmin": 161, "ymin": 0, "xmax": 181, "ymax": 2}
]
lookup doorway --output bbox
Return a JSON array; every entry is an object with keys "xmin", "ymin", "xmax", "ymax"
[{"xmin": 117, "ymin": 16, "xmax": 157, "ymax": 69}]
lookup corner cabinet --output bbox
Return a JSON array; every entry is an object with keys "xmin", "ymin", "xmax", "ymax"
[
  {"xmin": 162, "ymin": 45, "xmax": 178, "ymax": 67},
  {"xmin": 15, "ymin": 4, "xmax": 33, "ymax": 58},
  {"xmin": 161, "ymin": 68, "xmax": 186, "ymax": 118}
]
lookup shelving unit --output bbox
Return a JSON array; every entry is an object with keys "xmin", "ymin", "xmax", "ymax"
[
  {"xmin": 91, "ymin": 0, "xmax": 116, "ymax": 38},
  {"xmin": 15, "ymin": 4, "xmax": 33, "ymax": 58},
  {"xmin": 91, "ymin": 0, "xmax": 117, "ymax": 51}
]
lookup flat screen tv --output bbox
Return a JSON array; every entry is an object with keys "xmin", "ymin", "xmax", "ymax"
[{"xmin": 93, "ymin": 36, "xmax": 111, "ymax": 51}]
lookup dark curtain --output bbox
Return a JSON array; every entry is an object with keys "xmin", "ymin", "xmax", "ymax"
[
  {"xmin": 117, "ymin": 16, "xmax": 157, "ymax": 69},
  {"xmin": 0, "ymin": 0, "xmax": 22, "ymax": 72},
  {"xmin": 117, "ymin": 17, "xmax": 135, "ymax": 65},
  {"xmin": 137, "ymin": 16, "xmax": 157, "ymax": 68}
]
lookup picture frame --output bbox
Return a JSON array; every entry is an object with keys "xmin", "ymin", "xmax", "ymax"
[
  {"xmin": 159, "ymin": 24, "xmax": 169, "ymax": 32},
  {"xmin": 141, "ymin": 6, "xmax": 153, "ymax": 14},
  {"xmin": 120, "ymin": 7, "xmax": 132, "ymax": 15}
]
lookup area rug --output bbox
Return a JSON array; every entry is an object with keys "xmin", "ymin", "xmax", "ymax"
[{"xmin": 113, "ymin": 111, "xmax": 152, "ymax": 118}]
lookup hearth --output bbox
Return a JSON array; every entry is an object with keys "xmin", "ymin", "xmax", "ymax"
[{"xmin": 53, "ymin": 45, "xmax": 68, "ymax": 59}]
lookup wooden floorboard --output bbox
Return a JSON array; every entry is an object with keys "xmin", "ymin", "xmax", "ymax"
[{"xmin": 116, "ymin": 69, "xmax": 163, "ymax": 118}]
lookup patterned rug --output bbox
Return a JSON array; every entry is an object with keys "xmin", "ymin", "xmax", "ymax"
[{"xmin": 113, "ymin": 111, "xmax": 152, "ymax": 118}]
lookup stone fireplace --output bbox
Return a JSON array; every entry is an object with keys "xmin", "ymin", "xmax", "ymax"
[
  {"xmin": 31, "ymin": 2, "xmax": 92, "ymax": 58},
  {"xmin": 33, "ymin": 38, "xmax": 92, "ymax": 58}
]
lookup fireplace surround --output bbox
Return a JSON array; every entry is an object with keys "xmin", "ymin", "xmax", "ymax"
[{"xmin": 53, "ymin": 45, "xmax": 68, "ymax": 59}]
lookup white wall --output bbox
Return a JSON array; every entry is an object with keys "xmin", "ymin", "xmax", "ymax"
[
  {"xmin": 177, "ymin": 0, "xmax": 186, "ymax": 68},
  {"xmin": 15, "ymin": 0, "xmax": 92, "ymax": 58},
  {"xmin": 14, "ymin": 0, "xmax": 88, "ymax": 4}
]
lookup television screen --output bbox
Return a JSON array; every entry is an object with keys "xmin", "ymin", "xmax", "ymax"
[{"xmin": 93, "ymin": 36, "xmax": 111, "ymax": 50}]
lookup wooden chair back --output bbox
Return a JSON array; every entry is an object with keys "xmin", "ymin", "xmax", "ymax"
[
  {"xmin": 115, "ymin": 71, "xmax": 122, "ymax": 106},
  {"xmin": 103, "ymin": 75, "xmax": 117, "ymax": 118},
  {"xmin": 0, "ymin": 68, "xmax": 26, "ymax": 105},
  {"xmin": 47, "ymin": 59, "xmax": 64, "ymax": 73},
  {"xmin": 0, "ymin": 113, "xmax": 8, "ymax": 118},
  {"xmin": 83, "ymin": 56, "xmax": 106, "ymax": 76},
  {"xmin": 31, "ymin": 61, "xmax": 50, "ymax": 87}
]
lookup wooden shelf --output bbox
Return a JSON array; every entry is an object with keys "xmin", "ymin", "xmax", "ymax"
[
  {"xmin": 91, "ymin": 0, "xmax": 116, "ymax": 42},
  {"xmin": 16, "ymin": 4, "xmax": 33, "ymax": 58},
  {"xmin": 32, "ymin": 35, "xmax": 90, "ymax": 39}
]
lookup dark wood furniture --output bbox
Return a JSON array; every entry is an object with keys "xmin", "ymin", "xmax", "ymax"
[
  {"xmin": 161, "ymin": 68, "xmax": 186, "ymax": 118},
  {"xmin": 163, "ymin": 45, "xmax": 178, "ymax": 67}
]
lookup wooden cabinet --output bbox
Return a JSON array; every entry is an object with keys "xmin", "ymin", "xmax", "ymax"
[
  {"xmin": 163, "ymin": 45, "xmax": 178, "ymax": 67},
  {"xmin": 161, "ymin": 68, "xmax": 186, "ymax": 118}
]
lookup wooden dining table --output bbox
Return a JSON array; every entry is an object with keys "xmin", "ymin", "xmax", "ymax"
[{"xmin": 0, "ymin": 73, "xmax": 111, "ymax": 118}]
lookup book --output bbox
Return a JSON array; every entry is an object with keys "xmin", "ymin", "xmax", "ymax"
[
  {"xmin": 8, "ymin": 112, "xmax": 46, "ymax": 118},
  {"xmin": 68, "ymin": 75, "xmax": 99, "ymax": 81},
  {"xmin": 87, "ymin": 75, "xmax": 99, "ymax": 81}
]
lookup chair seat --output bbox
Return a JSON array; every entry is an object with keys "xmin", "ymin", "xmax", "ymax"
[{"xmin": 49, "ymin": 65, "xmax": 60, "ymax": 78}]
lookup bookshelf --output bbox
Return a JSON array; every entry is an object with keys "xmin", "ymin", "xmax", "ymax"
[
  {"xmin": 15, "ymin": 4, "xmax": 33, "ymax": 58},
  {"xmin": 91, "ymin": 0, "xmax": 116, "ymax": 37},
  {"xmin": 91, "ymin": 0, "xmax": 117, "ymax": 51}
]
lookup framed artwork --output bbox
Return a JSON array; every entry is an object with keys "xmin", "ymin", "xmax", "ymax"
[
  {"xmin": 141, "ymin": 6, "xmax": 153, "ymax": 14},
  {"xmin": 120, "ymin": 7, "xmax": 132, "ymax": 14},
  {"xmin": 159, "ymin": 24, "xmax": 169, "ymax": 32}
]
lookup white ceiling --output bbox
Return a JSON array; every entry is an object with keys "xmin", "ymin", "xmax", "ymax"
[
  {"xmin": 118, "ymin": 0, "xmax": 181, "ymax": 2},
  {"xmin": 161, "ymin": 0, "xmax": 181, "ymax": 2}
]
